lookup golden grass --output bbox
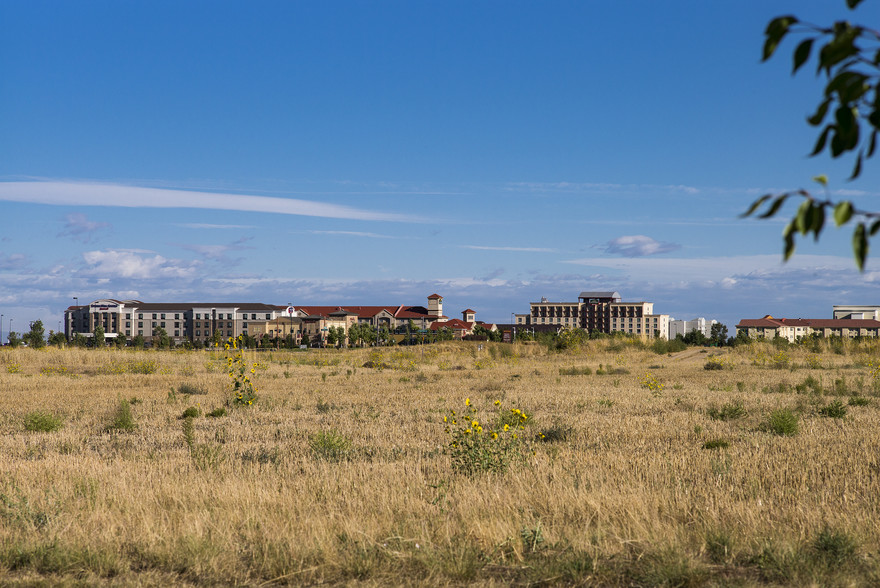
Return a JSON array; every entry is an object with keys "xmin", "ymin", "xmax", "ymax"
[{"xmin": 0, "ymin": 339, "xmax": 879, "ymax": 586}]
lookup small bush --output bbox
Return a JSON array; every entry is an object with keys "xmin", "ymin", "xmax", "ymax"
[
  {"xmin": 707, "ymin": 401, "xmax": 746, "ymax": 421},
  {"xmin": 818, "ymin": 400, "xmax": 847, "ymax": 419},
  {"xmin": 310, "ymin": 429, "xmax": 352, "ymax": 462},
  {"xmin": 24, "ymin": 412, "xmax": 63, "ymax": 433},
  {"xmin": 207, "ymin": 407, "xmax": 227, "ymax": 418},
  {"xmin": 702, "ymin": 438, "xmax": 730, "ymax": 450},
  {"xmin": 811, "ymin": 527, "xmax": 857, "ymax": 567},
  {"xmin": 703, "ymin": 356, "xmax": 726, "ymax": 370},
  {"xmin": 848, "ymin": 396, "xmax": 870, "ymax": 407},
  {"xmin": 180, "ymin": 406, "xmax": 201, "ymax": 419},
  {"xmin": 177, "ymin": 383, "xmax": 207, "ymax": 395},
  {"xmin": 536, "ymin": 423, "xmax": 572, "ymax": 443},
  {"xmin": 795, "ymin": 375, "xmax": 823, "ymax": 395},
  {"xmin": 558, "ymin": 366, "xmax": 592, "ymax": 376},
  {"xmin": 316, "ymin": 399, "xmax": 336, "ymax": 413},
  {"xmin": 764, "ymin": 408, "xmax": 798, "ymax": 436},
  {"xmin": 107, "ymin": 399, "xmax": 137, "ymax": 432}
]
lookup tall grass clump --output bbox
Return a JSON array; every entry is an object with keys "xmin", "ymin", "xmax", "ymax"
[
  {"xmin": 707, "ymin": 401, "xmax": 746, "ymax": 421},
  {"xmin": 309, "ymin": 429, "xmax": 352, "ymax": 462},
  {"xmin": 107, "ymin": 398, "xmax": 136, "ymax": 432},
  {"xmin": 23, "ymin": 412, "xmax": 63, "ymax": 433}
]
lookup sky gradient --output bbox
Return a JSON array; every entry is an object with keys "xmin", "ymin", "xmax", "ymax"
[{"xmin": 2, "ymin": 1, "xmax": 878, "ymax": 337}]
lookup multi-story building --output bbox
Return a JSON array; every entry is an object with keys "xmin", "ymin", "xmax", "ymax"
[
  {"xmin": 833, "ymin": 305, "xmax": 880, "ymax": 320},
  {"xmin": 65, "ymin": 299, "xmax": 289, "ymax": 345},
  {"xmin": 669, "ymin": 317, "xmax": 718, "ymax": 340},
  {"xmin": 520, "ymin": 291, "xmax": 669, "ymax": 339},
  {"xmin": 736, "ymin": 315, "xmax": 880, "ymax": 342}
]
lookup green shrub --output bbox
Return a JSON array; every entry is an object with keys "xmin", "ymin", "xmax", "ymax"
[
  {"xmin": 848, "ymin": 396, "xmax": 870, "ymax": 406},
  {"xmin": 795, "ymin": 375, "xmax": 823, "ymax": 395},
  {"xmin": 764, "ymin": 408, "xmax": 798, "ymax": 436},
  {"xmin": 702, "ymin": 438, "xmax": 730, "ymax": 450},
  {"xmin": 23, "ymin": 412, "xmax": 63, "ymax": 433},
  {"xmin": 309, "ymin": 429, "xmax": 352, "ymax": 462},
  {"xmin": 177, "ymin": 383, "xmax": 207, "ymax": 395},
  {"xmin": 707, "ymin": 401, "xmax": 746, "ymax": 421},
  {"xmin": 207, "ymin": 407, "xmax": 227, "ymax": 418},
  {"xmin": 811, "ymin": 527, "xmax": 857, "ymax": 567},
  {"xmin": 558, "ymin": 366, "xmax": 592, "ymax": 376},
  {"xmin": 535, "ymin": 422, "xmax": 572, "ymax": 443},
  {"xmin": 818, "ymin": 400, "xmax": 847, "ymax": 419},
  {"xmin": 180, "ymin": 406, "xmax": 201, "ymax": 419},
  {"xmin": 107, "ymin": 399, "xmax": 137, "ymax": 432}
]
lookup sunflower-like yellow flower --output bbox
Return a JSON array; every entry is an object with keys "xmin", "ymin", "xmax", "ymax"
[{"xmin": 465, "ymin": 398, "xmax": 470, "ymax": 406}]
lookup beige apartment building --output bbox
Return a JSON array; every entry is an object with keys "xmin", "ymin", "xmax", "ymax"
[
  {"xmin": 521, "ymin": 291, "xmax": 669, "ymax": 339},
  {"xmin": 65, "ymin": 299, "xmax": 289, "ymax": 345}
]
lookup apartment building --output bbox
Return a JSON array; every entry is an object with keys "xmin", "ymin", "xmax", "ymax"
[
  {"xmin": 65, "ymin": 299, "xmax": 289, "ymax": 345},
  {"xmin": 736, "ymin": 315, "xmax": 880, "ymax": 342},
  {"xmin": 520, "ymin": 291, "xmax": 669, "ymax": 339}
]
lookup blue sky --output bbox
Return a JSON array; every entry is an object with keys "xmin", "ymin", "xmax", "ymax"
[{"xmin": 2, "ymin": 1, "xmax": 878, "ymax": 336}]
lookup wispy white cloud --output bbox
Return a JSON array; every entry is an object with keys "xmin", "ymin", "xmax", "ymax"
[
  {"xmin": 0, "ymin": 252, "xmax": 28, "ymax": 270},
  {"xmin": 176, "ymin": 237, "xmax": 254, "ymax": 261},
  {"xmin": 176, "ymin": 223, "xmax": 257, "ymax": 230},
  {"xmin": 462, "ymin": 245, "xmax": 557, "ymax": 253},
  {"xmin": 603, "ymin": 235, "xmax": 681, "ymax": 257},
  {"xmin": 0, "ymin": 181, "xmax": 426, "ymax": 222},
  {"xmin": 307, "ymin": 230, "xmax": 397, "ymax": 239},
  {"xmin": 82, "ymin": 249, "xmax": 201, "ymax": 279},
  {"xmin": 59, "ymin": 212, "xmax": 110, "ymax": 243}
]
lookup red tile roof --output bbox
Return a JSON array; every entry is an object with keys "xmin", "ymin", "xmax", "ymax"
[{"xmin": 736, "ymin": 317, "xmax": 880, "ymax": 329}]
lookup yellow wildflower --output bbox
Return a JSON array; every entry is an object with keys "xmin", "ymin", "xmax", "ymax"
[{"xmin": 465, "ymin": 398, "xmax": 471, "ymax": 406}]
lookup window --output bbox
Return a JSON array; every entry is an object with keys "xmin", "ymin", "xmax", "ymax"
[
  {"xmin": 139, "ymin": 313, "xmax": 143, "ymax": 319},
  {"xmin": 174, "ymin": 331, "xmax": 179, "ymax": 337},
  {"xmin": 152, "ymin": 313, "xmax": 157, "ymax": 319},
  {"xmin": 252, "ymin": 313, "xmax": 256, "ymax": 320},
  {"xmin": 266, "ymin": 314, "xmax": 271, "ymax": 319},
  {"xmin": 196, "ymin": 330, "xmax": 200, "ymax": 337},
  {"xmin": 227, "ymin": 322, "xmax": 232, "ymax": 328},
  {"xmin": 152, "ymin": 322, "xmax": 157, "ymax": 327},
  {"xmin": 138, "ymin": 322, "xmax": 143, "ymax": 328},
  {"xmin": 126, "ymin": 321, "xmax": 130, "ymax": 328},
  {"xmin": 243, "ymin": 322, "xmax": 248, "ymax": 329},
  {"xmin": 175, "ymin": 314, "xmax": 179, "ymax": 319},
  {"xmin": 138, "ymin": 330, "xmax": 143, "ymax": 335},
  {"xmin": 175, "ymin": 322, "xmax": 180, "ymax": 328},
  {"xmin": 161, "ymin": 314, "xmax": 165, "ymax": 319},
  {"xmin": 195, "ymin": 313, "xmax": 201, "ymax": 319}
]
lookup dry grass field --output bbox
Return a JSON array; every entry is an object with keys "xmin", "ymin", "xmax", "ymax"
[{"xmin": 1, "ymin": 338, "xmax": 879, "ymax": 586}]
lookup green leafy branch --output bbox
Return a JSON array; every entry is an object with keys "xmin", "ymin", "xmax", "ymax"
[
  {"xmin": 742, "ymin": 176, "xmax": 880, "ymax": 270},
  {"xmin": 763, "ymin": 1, "xmax": 880, "ymax": 181},
  {"xmin": 752, "ymin": 0, "xmax": 880, "ymax": 270}
]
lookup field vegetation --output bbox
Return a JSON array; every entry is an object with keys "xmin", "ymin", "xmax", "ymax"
[{"xmin": 1, "ymin": 336, "xmax": 880, "ymax": 585}]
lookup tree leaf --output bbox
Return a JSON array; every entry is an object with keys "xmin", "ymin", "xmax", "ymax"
[
  {"xmin": 783, "ymin": 223, "xmax": 796, "ymax": 261},
  {"xmin": 870, "ymin": 219, "xmax": 880, "ymax": 236},
  {"xmin": 763, "ymin": 16, "xmax": 798, "ymax": 61},
  {"xmin": 795, "ymin": 199, "xmax": 813, "ymax": 235},
  {"xmin": 849, "ymin": 151, "xmax": 863, "ymax": 180},
  {"xmin": 741, "ymin": 194, "xmax": 772, "ymax": 217},
  {"xmin": 807, "ymin": 98, "xmax": 831, "ymax": 126},
  {"xmin": 811, "ymin": 126, "xmax": 831, "ymax": 156},
  {"xmin": 793, "ymin": 38, "xmax": 814, "ymax": 73},
  {"xmin": 846, "ymin": 0, "xmax": 864, "ymax": 9},
  {"xmin": 813, "ymin": 174, "xmax": 828, "ymax": 186},
  {"xmin": 853, "ymin": 223, "xmax": 868, "ymax": 271},
  {"xmin": 759, "ymin": 195, "xmax": 789, "ymax": 219},
  {"xmin": 811, "ymin": 203, "xmax": 825, "ymax": 241},
  {"xmin": 834, "ymin": 201, "xmax": 854, "ymax": 226}
]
